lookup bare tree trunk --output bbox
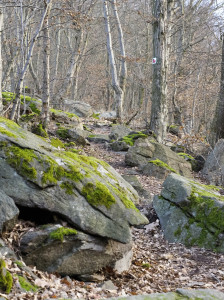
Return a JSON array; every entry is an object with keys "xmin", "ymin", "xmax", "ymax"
[
  {"xmin": 10, "ymin": 0, "xmax": 52, "ymax": 121},
  {"xmin": 103, "ymin": 0, "xmax": 124, "ymax": 122},
  {"xmin": 29, "ymin": 59, "xmax": 41, "ymax": 95},
  {"xmin": 210, "ymin": 34, "xmax": 224, "ymax": 145},
  {"xmin": 41, "ymin": 1, "xmax": 52, "ymax": 128},
  {"xmin": 0, "ymin": 7, "xmax": 3, "ymax": 115},
  {"xmin": 54, "ymin": 29, "xmax": 83, "ymax": 109},
  {"xmin": 51, "ymin": 17, "xmax": 61, "ymax": 96},
  {"xmin": 150, "ymin": 0, "xmax": 174, "ymax": 143},
  {"xmin": 111, "ymin": 0, "xmax": 127, "ymax": 95}
]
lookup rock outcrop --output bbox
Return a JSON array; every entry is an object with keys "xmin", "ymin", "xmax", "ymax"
[
  {"xmin": 20, "ymin": 224, "xmax": 133, "ymax": 276},
  {"xmin": 0, "ymin": 117, "xmax": 148, "ymax": 275},
  {"xmin": 125, "ymin": 138, "xmax": 192, "ymax": 179},
  {"xmin": 71, "ymin": 101, "xmax": 93, "ymax": 118},
  {"xmin": 154, "ymin": 173, "xmax": 224, "ymax": 252}
]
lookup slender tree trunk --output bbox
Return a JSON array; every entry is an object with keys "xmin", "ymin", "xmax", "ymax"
[
  {"xmin": 51, "ymin": 18, "xmax": 61, "ymax": 96},
  {"xmin": 103, "ymin": 0, "xmax": 124, "ymax": 122},
  {"xmin": 54, "ymin": 29, "xmax": 83, "ymax": 108},
  {"xmin": 10, "ymin": 0, "xmax": 52, "ymax": 121},
  {"xmin": 210, "ymin": 35, "xmax": 224, "ymax": 145},
  {"xmin": 41, "ymin": 1, "xmax": 52, "ymax": 128},
  {"xmin": 150, "ymin": 0, "xmax": 174, "ymax": 143},
  {"xmin": 0, "ymin": 7, "xmax": 3, "ymax": 115},
  {"xmin": 111, "ymin": 0, "xmax": 127, "ymax": 95},
  {"xmin": 29, "ymin": 59, "xmax": 41, "ymax": 95}
]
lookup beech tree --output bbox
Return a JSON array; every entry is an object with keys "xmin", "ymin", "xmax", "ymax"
[
  {"xmin": 103, "ymin": 0, "xmax": 127, "ymax": 122},
  {"xmin": 150, "ymin": 0, "xmax": 174, "ymax": 143}
]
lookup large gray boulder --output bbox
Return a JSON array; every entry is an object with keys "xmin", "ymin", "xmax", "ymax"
[
  {"xmin": 0, "ymin": 117, "xmax": 148, "ymax": 245},
  {"xmin": 0, "ymin": 190, "xmax": 19, "ymax": 233},
  {"xmin": 154, "ymin": 173, "xmax": 224, "ymax": 252},
  {"xmin": 109, "ymin": 125, "xmax": 132, "ymax": 141},
  {"xmin": 125, "ymin": 138, "xmax": 192, "ymax": 179},
  {"xmin": 202, "ymin": 139, "xmax": 224, "ymax": 186},
  {"xmin": 71, "ymin": 101, "xmax": 93, "ymax": 118},
  {"xmin": 20, "ymin": 224, "xmax": 132, "ymax": 276},
  {"xmin": 107, "ymin": 289, "xmax": 224, "ymax": 299}
]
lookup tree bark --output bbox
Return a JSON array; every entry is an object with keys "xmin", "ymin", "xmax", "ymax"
[
  {"xmin": 210, "ymin": 35, "xmax": 224, "ymax": 145},
  {"xmin": 41, "ymin": 1, "xmax": 52, "ymax": 128},
  {"xmin": 0, "ymin": 7, "xmax": 3, "ymax": 115},
  {"xmin": 150, "ymin": 0, "xmax": 174, "ymax": 143},
  {"xmin": 103, "ymin": 0, "xmax": 124, "ymax": 122}
]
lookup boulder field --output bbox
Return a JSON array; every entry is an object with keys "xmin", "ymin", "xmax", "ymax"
[{"xmin": 0, "ymin": 117, "xmax": 148, "ymax": 276}]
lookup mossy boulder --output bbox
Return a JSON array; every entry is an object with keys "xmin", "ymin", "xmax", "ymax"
[
  {"xmin": 71, "ymin": 101, "xmax": 93, "ymax": 118},
  {"xmin": 109, "ymin": 125, "xmax": 132, "ymax": 141},
  {"xmin": 154, "ymin": 173, "xmax": 224, "ymax": 252},
  {"xmin": 0, "ymin": 117, "xmax": 148, "ymax": 244},
  {"xmin": 125, "ymin": 138, "xmax": 192, "ymax": 179},
  {"xmin": 20, "ymin": 224, "xmax": 133, "ymax": 276},
  {"xmin": 0, "ymin": 259, "xmax": 13, "ymax": 294}
]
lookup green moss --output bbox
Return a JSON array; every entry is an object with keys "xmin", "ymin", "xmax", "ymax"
[
  {"xmin": 178, "ymin": 153, "xmax": 194, "ymax": 160},
  {"xmin": 56, "ymin": 127, "xmax": 70, "ymax": 139},
  {"xmin": 0, "ymin": 117, "xmax": 20, "ymax": 129},
  {"xmin": 29, "ymin": 102, "xmax": 41, "ymax": 115},
  {"xmin": 51, "ymin": 137, "xmax": 65, "ymax": 149},
  {"xmin": 32, "ymin": 123, "xmax": 48, "ymax": 138},
  {"xmin": 174, "ymin": 227, "xmax": 182, "ymax": 237},
  {"xmin": 18, "ymin": 275, "xmax": 38, "ymax": 292},
  {"xmin": 50, "ymin": 227, "xmax": 77, "ymax": 242},
  {"xmin": 83, "ymin": 124, "xmax": 92, "ymax": 132},
  {"xmin": 5, "ymin": 145, "xmax": 38, "ymax": 180},
  {"xmin": 149, "ymin": 159, "xmax": 178, "ymax": 173},
  {"xmin": 50, "ymin": 108, "xmax": 79, "ymax": 119},
  {"xmin": 91, "ymin": 112, "xmax": 100, "ymax": 119},
  {"xmin": 20, "ymin": 113, "xmax": 37, "ymax": 122},
  {"xmin": 0, "ymin": 126, "xmax": 17, "ymax": 138},
  {"xmin": 81, "ymin": 182, "xmax": 116, "ymax": 208},
  {"xmin": 122, "ymin": 132, "xmax": 148, "ymax": 146},
  {"xmin": 141, "ymin": 263, "xmax": 151, "ymax": 269},
  {"xmin": 60, "ymin": 181, "xmax": 75, "ymax": 195},
  {"xmin": 0, "ymin": 259, "xmax": 13, "ymax": 294},
  {"xmin": 111, "ymin": 184, "xmax": 139, "ymax": 211},
  {"xmin": 15, "ymin": 260, "xmax": 24, "ymax": 267}
]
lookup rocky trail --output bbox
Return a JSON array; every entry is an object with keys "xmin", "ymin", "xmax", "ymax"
[{"xmin": 1, "ymin": 121, "xmax": 224, "ymax": 300}]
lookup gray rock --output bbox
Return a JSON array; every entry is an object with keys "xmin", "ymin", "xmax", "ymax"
[
  {"xmin": 125, "ymin": 138, "xmax": 192, "ymax": 179},
  {"xmin": 0, "ymin": 189, "xmax": 19, "ymax": 233},
  {"xmin": 106, "ymin": 289, "xmax": 224, "ymax": 299},
  {"xmin": 51, "ymin": 110, "xmax": 82, "ymax": 128},
  {"xmin": 99, "ymin": 111, "xmax": 116, "ymax": 120},
  {"xmin": 111, "ymin": 141, "xmax": 130, "ymax": 152},
  {"xmin": 71, "ymin": 101, "xmax": 93, "ymax": 118},
  {"xmin": 100, "ymin": 280, "xmax": 118, "ymax": 291},
  {"xmin": 109, "ymin": 125, "xmax": 132, "ymax": 141},
  {"xmin": 0, "ymin": 238, "xmax": 17, "ymax": 259},
  {"xmin": 122, "ymin": 175, "xmax": 151, "ymax": 201},
  {"xmin": 0, "ymin": 118, "xmax": 148, "ymax": 244},
  {"xmin": 153, "ymin": 173, "xmax": 224, "ymax": 252},
  {"xmin": 202, "ymin": 139, "xmax": 224, "ymax": 186},
  {"xmin": 20, "ymin": 224, "xmax": 133, "ymax": 276},
  {"xmin": 67, "ymin": 128, "xmax": 89, "ymax": 146},
  {"xmin": 87, "ymin": 134, "xmax": 110, "ymax": 143}
]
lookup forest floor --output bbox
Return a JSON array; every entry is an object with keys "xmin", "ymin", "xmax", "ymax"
[{"xmin": 2, "ymin": 121, "xmax": 224, "ymax": 300}]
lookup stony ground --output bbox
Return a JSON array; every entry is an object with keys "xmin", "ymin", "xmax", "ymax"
[{"xmin": 2, "ymin": 122, "xmax": 224, "ymax": 299}]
